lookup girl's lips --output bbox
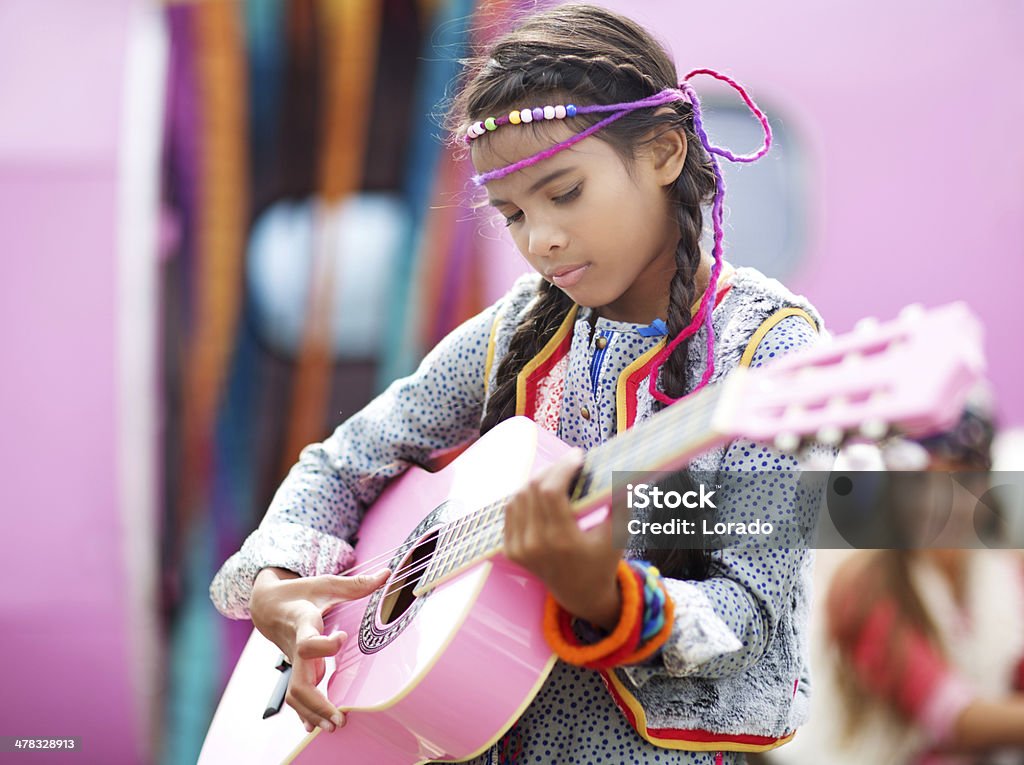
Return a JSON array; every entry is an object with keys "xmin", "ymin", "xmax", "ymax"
[{"xmin": 550, "ymin": 264, "xmax": 590, "ymax": 288}]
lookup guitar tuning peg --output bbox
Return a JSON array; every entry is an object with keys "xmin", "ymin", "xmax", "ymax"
[
  {"xmin": 858, "ymin": 418, "xmax": 888, "ymax": 441},
  {"xmin": 815, "ymin": 425, "xmax": 843, "ymax": 446},
  {"xmin": 854, "ymin": 316, "xmax": 880, "ymax": 333},
  {"xmin": 899, "ymin": 303, "xmax": 925, "ymax": 322},
  {"xmin": 774, "ymin": 432, "xmax": 800, "ymax": 453}
]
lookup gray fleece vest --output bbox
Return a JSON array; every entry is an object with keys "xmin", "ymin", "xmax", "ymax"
[{"xmin": 482, "ymin": 267, "xmax": 827, "ymax": 750}]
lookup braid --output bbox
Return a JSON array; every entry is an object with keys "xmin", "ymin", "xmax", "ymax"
[
  {"xmin": 480, "ymin": 281, "xmax": 574, "ymax": 435},
  {"xmin": 654, "ymin": 134, "xmax": 716, "ymax": 409},
  {"xmin": 644, "ymin": 119, "xmax": 716, "ymax": 581},
  {"xmin": 658, "ymin": 243, "xmax": 699, "ymax": 405},
  {"xmin": 512, "ymin": 52, "xmax": 658, "ymax": 95}
]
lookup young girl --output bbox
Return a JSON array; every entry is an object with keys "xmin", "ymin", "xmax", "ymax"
[{"xmin": 211, "ymin": 5, "xmax": 831, "ymax": 762}]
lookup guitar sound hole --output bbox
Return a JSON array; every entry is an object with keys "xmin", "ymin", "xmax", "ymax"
[{"xmin": 378, "ymin": 529, "xmax": 439, "ymax": 626}]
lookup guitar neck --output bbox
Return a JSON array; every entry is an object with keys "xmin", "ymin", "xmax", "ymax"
[
  {"xmin": 414, "ymin": 301, "xmax": 987, "ymax": 596},
  {"xmin": 569, "ymin": 381, "xmax": 731, "ymax": 514}
]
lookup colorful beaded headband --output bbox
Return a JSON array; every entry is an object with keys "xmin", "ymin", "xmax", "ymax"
[
  {"xmin": 466, "ymin": 88, "xmax": 691, "ymax": 186},
  {"xmin": 464, "ymin": 90, "xmax": 688, "ymax": 142},
  {"xmin": 466, "ymin": 69, "xmax": 773, "ymax": 406}
]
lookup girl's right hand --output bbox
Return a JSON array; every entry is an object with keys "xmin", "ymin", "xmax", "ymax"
[{"xmin": 249, "ymin": 566, "xmax": 391, "ymax": 734}]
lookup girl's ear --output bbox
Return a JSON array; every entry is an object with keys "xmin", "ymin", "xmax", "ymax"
[{"xmin": 644, "ymin": 108, "xmax": 687, "ymax": 187}]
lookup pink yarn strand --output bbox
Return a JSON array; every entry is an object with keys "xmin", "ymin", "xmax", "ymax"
[{"xmin": 646, "ymin": 71, "xmax": 771, "ymax": 406}]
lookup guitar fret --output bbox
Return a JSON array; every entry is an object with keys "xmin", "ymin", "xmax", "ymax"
[{"xmin": 442, "ymin": 508, "xmax": 480, "ymax": 581}]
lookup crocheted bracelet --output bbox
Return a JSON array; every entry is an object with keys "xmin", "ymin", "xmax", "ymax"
[
  {"xmin": 542, "ymin": 559, "xmax": 675, "ymax": 670},
  {"xmin": 465, "ymin": 69, "xmax": 772, "ymax": 406}
]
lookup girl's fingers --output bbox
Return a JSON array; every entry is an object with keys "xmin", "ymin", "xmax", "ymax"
[
  {"xmin": 292, "ymin": 610, "xmax": 327, "ymax": 660},
  {"xmin": 538, "ymin": 450, "xmax": 585, "ymax": 536},
  {"xmin": 287, "ymin": 653, "xmax": 346, "ymax": 733},
  {"xmin": 310, "ymin": 569, "xmax": 391, "ymax": 608},
  {"xmin": 295, "ymin": 629, "xmax": 348, "ymax": 661},
  {"xmin": 521, "ymin": 484, "xmax": 544, "ymax": 555},
  {"xmin": 507, "ymin": 450, "xmax": 587, "ymax": 564}
]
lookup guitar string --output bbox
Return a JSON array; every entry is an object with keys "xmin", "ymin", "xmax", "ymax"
[
  {"xmin": 273, "ymin": 324, "xmax": 954, "ymax": 634},
  {"xmin": 313, "ymin": 322, "xmax": 918, "ymax": 590}
]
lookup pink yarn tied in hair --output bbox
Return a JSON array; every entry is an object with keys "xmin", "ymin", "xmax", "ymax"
[
  {"xmin": 468, "ymin": 68, "xmax": 773, "ymax": 406},
  {"xmin": 647, "ymin": 69, "xmax": 772, "ymax": 405}
]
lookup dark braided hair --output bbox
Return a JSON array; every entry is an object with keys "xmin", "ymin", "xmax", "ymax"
[{"xmin": 451, "ymin": 5, "xmax": 717, "ymax": 578}]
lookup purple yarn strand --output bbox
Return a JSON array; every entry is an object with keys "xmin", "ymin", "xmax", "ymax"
[{"xmin": 573, "ymin": 88, "xmax": 687, "ymax": 116}]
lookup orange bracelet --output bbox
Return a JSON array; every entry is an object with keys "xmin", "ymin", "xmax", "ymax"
[
  {"xmin": 585, "ymin": 565, "xmax": 648, "ymax": 669},
  {"xmin": 542, "ymin": 560, "xmax": 641, "ymax": 665}
]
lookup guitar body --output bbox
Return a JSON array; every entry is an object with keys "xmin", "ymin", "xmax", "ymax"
[{"xmin": 200, "ymin": 417, "xmax": 573, "ymax": 765}]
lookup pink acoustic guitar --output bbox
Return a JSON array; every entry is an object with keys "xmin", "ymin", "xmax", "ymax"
[{"xmin": 200, "ymin": 302, "xmax": 983, "ymax": 764}]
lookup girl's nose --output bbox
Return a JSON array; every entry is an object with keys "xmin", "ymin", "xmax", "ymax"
[{"xmin": 528, "ymin": 221, "xmax": 569, "ymax": 258}]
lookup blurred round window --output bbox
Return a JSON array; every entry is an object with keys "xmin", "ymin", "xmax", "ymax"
[{"xmin": 698, "ymin": 100, "xmax": 807, "ymax": 281}]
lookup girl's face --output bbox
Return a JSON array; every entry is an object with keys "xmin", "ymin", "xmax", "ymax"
[{"xmin": 472, "ymin": 122, "xmax": 684, "ymax": 324}]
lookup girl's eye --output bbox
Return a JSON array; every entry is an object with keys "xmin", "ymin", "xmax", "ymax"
[
  {"xmin": 553, "ymin": 184, "xmax": 582, "ymax": 205},
  {"xmin": 502, "ymin": 184, "xmax": 580, "ymax": 227}
]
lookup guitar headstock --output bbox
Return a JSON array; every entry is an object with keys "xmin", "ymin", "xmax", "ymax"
[{"xmin": 714, "ymin": 302, "xmax": 985, "ymax": 450}]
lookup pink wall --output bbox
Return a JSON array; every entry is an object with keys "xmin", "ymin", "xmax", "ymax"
[
  {"xmin": 0, "ymin": 1, "xmax": 142, "ymax": 762},
  {"xmin": 485, "ymin": 1, "xmax": 1024, "ymax": 425}
]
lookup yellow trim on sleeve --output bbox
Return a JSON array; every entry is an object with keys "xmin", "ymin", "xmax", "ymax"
[{"xmin": 738, "ymin": 307, "xmax": 817, "ymax": 369}]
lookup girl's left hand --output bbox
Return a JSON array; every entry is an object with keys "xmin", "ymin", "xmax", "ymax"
[{"xmin": 503, "ymin": 448, "xmax": 623, "ymax": 630}]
